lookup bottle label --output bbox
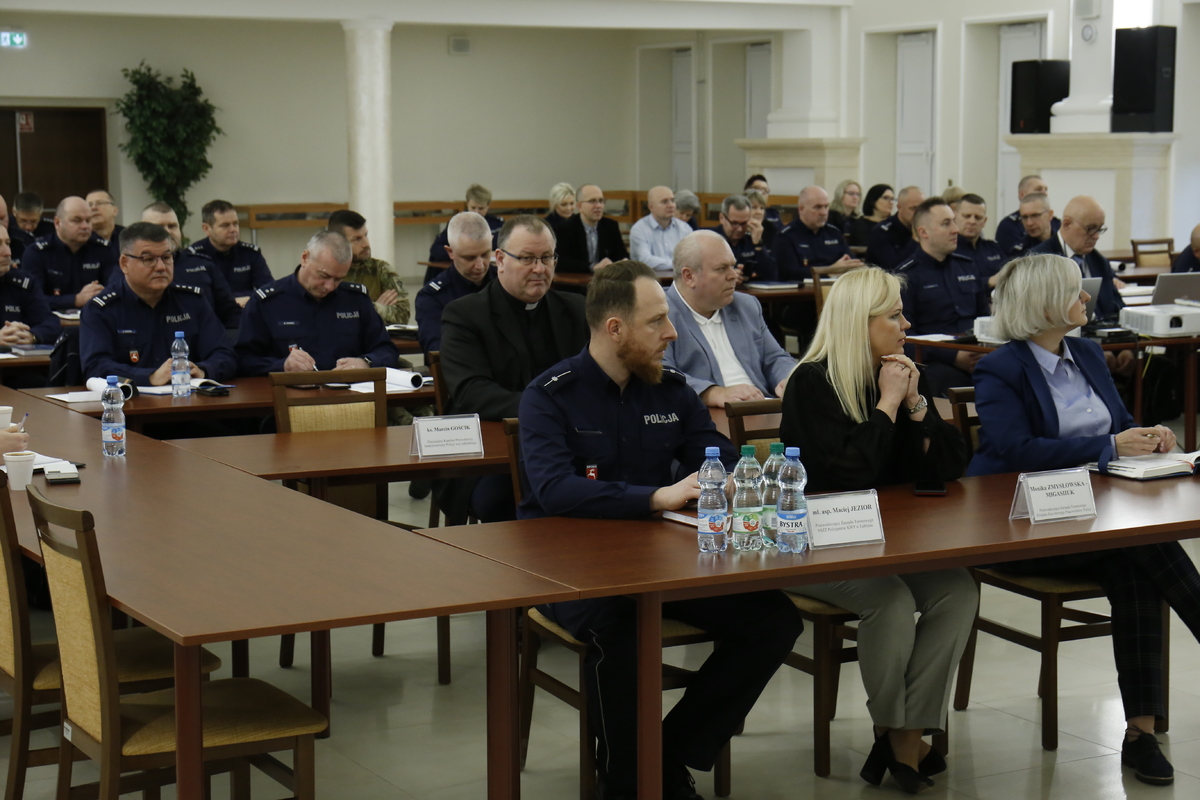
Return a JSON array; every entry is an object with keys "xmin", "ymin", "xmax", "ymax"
[
  {"xmin": 762, "ymin": 505, "xmax": 777, "ymax": 529},
  {"xmin": 777, "ymin": 510, "xmax": 807, "ymax": 534},
  {"xmin": 101, "ymin": 422, "xmax": 125, "ymax": 443},
  {"xmin": 732, "ymin": 510, "xmax": 761, "ymax": 533},
  {"xmin": 698, "ymin": 513, "xmax": 727, "ymax": 534}
]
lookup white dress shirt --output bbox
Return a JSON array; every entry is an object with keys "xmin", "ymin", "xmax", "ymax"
[
  {"xmin": 679, "ymin": 294, "xmax": 756, "ymax": 390},
  {"xmin": 630, "ymin": 215, "xmax": 692, "ymax": 272}
]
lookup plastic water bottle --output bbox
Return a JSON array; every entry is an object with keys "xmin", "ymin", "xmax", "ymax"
[
  {"xmin": 776, "ymin": 447, "xmax": 809, "ymax": 554},
  {"xmin": 731, "ymin": 445, "xmax": 764, "ymax": 551},
  {"xmin": 170, "ymin": 331, "xmax": 191, "ymax": 397},
  {"xmin": 760, "ymin": 442, "xmax": 785, "ymax": 548},
  {"xmin": 696, "ymin": 446, "xmax": 728, "ymax": 553},
  {"xmin": 101, "ymin": 376, "xmax": 126, "ymax": 457}
]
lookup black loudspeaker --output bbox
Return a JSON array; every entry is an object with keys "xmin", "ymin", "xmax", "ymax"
[
  {"xmin": 1112, "ymin": 25, "xmax": 1175, "ymax": 133},
  {"xmin": 1010, "ymin": 60, "xmax": 1070, "ymax": 134}
]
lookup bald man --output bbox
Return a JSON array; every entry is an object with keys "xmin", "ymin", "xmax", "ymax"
[
  {"xmin": 866, "ymin": 185, "xmax": 924, "ymax": 270},
  {"xmin": 1029, "ymin": 195, "xmax": 1125, "ymax": 321},
  {"xmin": 773, "ymin": 186, "xmax": 860, "ymax": 281},
  {"xmin": 1171, "ymin": 224, "xmax": 1200, "ymax": 274},
  {"xmin": 629, "ymin": 185, "xmax": 692, "ymax": 272},
  {"xmin": 19, "ymin": 196, "xmax": 117, "ymax": 311}
]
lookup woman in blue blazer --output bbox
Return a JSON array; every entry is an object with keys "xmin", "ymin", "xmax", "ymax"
[{"xmin": 969, "ymin": 253, "xmax": 1200, "ymax": 786}]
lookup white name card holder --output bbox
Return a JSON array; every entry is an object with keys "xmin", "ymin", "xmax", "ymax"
[
  {"xmin": 806, "ymin": 489, "xmax": 885, "ymax": 549},
  {"xmin": 410, "ymin": 413, "xmax": 484, "ymax": 458},
  {"xmin": 1009, "ymin": 467, "xmax": 1097, "ymax": 523}
]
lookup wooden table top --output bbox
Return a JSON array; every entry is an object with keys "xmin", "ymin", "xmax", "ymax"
[
  {"xmin": 167, "ymin": 422, "xmax": 509, "ymax": 482},
  {"xmin": 21, "ymin": 376, "xmax": 436, "ymax": 420},
  {"xmin": 418, "ymin": 474, "xmax": 1200, "ymax": 601},
  {"xmin": 6, "ymin": 386, "xmax": 573, "ymax": 646},
  {"xmin": 0, "ymin": 352, "xmax": 51, "ymax": 370}
]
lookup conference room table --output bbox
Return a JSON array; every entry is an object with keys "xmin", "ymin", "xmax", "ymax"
[
  {"xmin": 1, "ymin": 385, "xmax": 573, "ymax": 800},
  {"xmin": 0, "ymin": 352, "xmax": 52, "ymax": 373},
  {"xmin": 21, "ymin": 375, "xmax": 437, "ymax": 433},
  {"xmin": 418, "ymin": 472, "xmax": 1200, "ymax": 799}
]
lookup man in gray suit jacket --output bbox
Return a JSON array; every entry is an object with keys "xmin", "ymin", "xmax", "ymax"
[{"xmin": 664, "ymin": 230, "xmax": 796, "ymax": 407}]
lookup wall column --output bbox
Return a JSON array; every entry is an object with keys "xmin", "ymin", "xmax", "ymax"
[
  {"xmin": 342, "ymin": 19, "xmax": 394, "ymax": 267},
  {"xmin": 767, "ymin": 18, "xmax": 840, "ymax": 139},
  {"xmin": 1051, "ymin": 0, "xmax": 1114, "ymax": 133}
]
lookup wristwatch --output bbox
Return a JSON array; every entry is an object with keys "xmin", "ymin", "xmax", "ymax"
[{"xmin": 906, "ymin": 395, "xmax": 927, "ymax": 415}]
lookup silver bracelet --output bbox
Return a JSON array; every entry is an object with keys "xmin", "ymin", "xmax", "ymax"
[{"xmin": 906, "ymin": 395, "xmax": 927, "ymax": 415}]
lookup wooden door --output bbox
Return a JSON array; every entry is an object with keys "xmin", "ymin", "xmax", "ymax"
[{"xmin": 0, "ymin": 106, "xmax": 108, "ymax": 208}]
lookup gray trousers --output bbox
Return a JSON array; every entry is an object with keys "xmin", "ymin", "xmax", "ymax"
[{"xmin": 793, "ymin": 568, "xmax": 978, "ymax": 731}]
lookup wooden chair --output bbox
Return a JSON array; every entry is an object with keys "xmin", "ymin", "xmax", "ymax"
[
  {"xmin": 504, "ymin": 419, "xmax": 732, "ymax": 799},
  {"xmin": 28, "ymin": 486, "xmax": 327, "ymax": 800},
  {"xmin": 269, "ymin": 368, "xmax": 391, "ymax": 666},
  {"xmin": 811, "ymin": 263, "xmax": 859, "ymax": 318},
  {"xmin": 425, "ymin": 352, "xmax": 456, "ymax": 685},
  {"xmin": 1131, "ymin": 238, "xmax": 1175, "ymax": 268},
  {"xmin": 947, "ymin": 391, "xmax": 1171, "ymax": 749},
  {"xmin": 723, "ymin": 399, "xmax": 880, "ymax": 777},
  {"xmin": 0, "ymin": 473, "xmax": 222, "ymax": 800}
]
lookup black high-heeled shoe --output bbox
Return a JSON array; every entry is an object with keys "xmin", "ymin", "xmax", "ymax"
[
  {"xmin": 860, "ymin": 732, "xmax": 889, "ymax": 786},
  {"xmin": 918, "ymin": 747, "xmax": 946, "ymax": 778},
  {"xmin": 860, "ymin": 731, "xmax": 936, "ymax": 793},
  {"xmin": 888, "ymin": 762, "xmax": 935, "ymax": 795}
]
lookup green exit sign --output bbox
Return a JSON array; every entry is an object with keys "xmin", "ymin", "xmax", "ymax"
[{"xmin": 0, "ymin": 31, "xmax": 28, "ymax": 49}]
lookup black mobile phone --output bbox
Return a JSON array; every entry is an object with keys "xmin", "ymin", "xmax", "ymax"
[{"xmin": 914, "ymin": 480, "xmax": 946, "ymax": 496}]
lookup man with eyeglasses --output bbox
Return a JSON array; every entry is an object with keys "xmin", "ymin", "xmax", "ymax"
[
  {"xmin": 235, "ymin": 230, "xmax": 399, "ymax": 377},
  {"xmin": 1009, "ymin": 193, "xmax": 1057, "ymax": 258},
  {"xmin": 995, "ymin": 175, "xmax": 1060, "ymax": 255},
  {"xmin": 193, "ymin": 199, "xmax": 273, "ymax": 303},
  {"xmin": 774, "ymin": 186, "xmax": 859, "ymax": 281},
  {"xmin": 630, "ymin": 186, "xmax": 693, "ymax": 273},
  {"xmin": 1029, "ymin": 195, "xmax": 1125, "ymax": 322},
  {"xmin": 0, "ymin": 226, "xmax": 60, "ymax": 346},
  {"xmin": 85, "ymin": 190, "xmax": 123, "ymax": 260},
  {"xmin": 703, "ymin": 194, "xmax": 776, "ymax": 284},
  {"xmin": 20, "ymin": 196, "xmax": 118, "ymax": 312},
  {"xmin": 80, "ymin": 222, "xmax": 235, "ymax": 384},
  {"xmin": 866, "ymin": 185, "xmax": 925, "ymax": 271},
  {"xmin": 556, "ymin": 184, "xmax": 628, "ymax": 274},
  {"xmin": 438, "ymin": 215, "xmax": 589, "ymax": 523}
]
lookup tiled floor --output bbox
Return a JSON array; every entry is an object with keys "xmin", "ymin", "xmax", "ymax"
[{"xmin": 6, "ymin": 423, "xmax": 1200, "ymax": 798}]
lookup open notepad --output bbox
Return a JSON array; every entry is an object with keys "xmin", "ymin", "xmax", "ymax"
[{"xmin": 1087, "ymin": 451, "xmax": 1200, "ymax": 480}]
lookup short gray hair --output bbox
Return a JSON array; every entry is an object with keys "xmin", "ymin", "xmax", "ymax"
[
  {"xmin": 447, "ymin": 211, "xmax": 492, "ymax": 249},
  {"xmin": 1020, "ymin": 192, "xmax": 1049, "ymax": 211},
  {"xmin": 674, "ymin": 189, "xmax": 701, "ymax": 213},
  {"xmin": 548, "ymin": 182, "xmax": 575, "ymax": 208},
  {"xmin": 305, "ymin": 229, "xmax": 352, "ymax": 264},
  {"xmin": 672, "ymin": 229, "xmax": 724, "ymax": 281},
  {"xmin": 721, "ymin": 195, "xmax": 750, "ymax": 216},
  {"xmin": 992, "ymin": 253, "xmax": 1081, "ymax": 341}
]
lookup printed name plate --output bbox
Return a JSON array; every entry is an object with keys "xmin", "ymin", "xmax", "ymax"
[
  {"xmin": 1009, "ymin": 467, "xmax": 1096, "ymax": 523},
  {"xmin": 806, "ymin": 489, "xmax": 885, "ymax": 549},
  {"xmin": 411, "ymin": 414, "xmax": 484, "ymax": 457}
]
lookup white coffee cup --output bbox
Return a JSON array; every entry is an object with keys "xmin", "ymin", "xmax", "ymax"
[
  {"xmin": 4, "ymin": 451, "xmax": 36, "ymax": 490},
  {"xmin": 0, "ymin": 407, "xmax": 13, "ymax": 429}
]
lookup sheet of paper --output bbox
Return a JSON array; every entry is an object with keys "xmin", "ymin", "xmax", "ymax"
[
  {"xmin": 47, "ymin": 391, "xmax": 102, "ymax": 403},
  {"xmin": 0, "ymin": 453, "xmax": 75, "ymax": 473}
]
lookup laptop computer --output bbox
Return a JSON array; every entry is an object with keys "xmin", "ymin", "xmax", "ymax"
[{"xmin": 1151, "ymin": 272, "xmax": 1200, "ymax": 305}]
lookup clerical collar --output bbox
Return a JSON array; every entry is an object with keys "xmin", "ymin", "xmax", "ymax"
[{"xmin": 525, "ymin": 301, "xmax": 539, "ymax": 311}]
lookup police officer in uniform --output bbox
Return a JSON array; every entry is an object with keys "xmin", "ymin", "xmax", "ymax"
[
  {"xmin": 80, "ymin": 222, "xmax": 236, "ymax": 384},
  {"xmin": 86, "ymin": 190, "xmax": 124, "ymax": 262},
  {"xmin": 141, "ymin": 203, "xmax": 242, "ymax": 329},
  {"xmin": 326, "ymin": 209, "xmax": 411, "ymax": 326},
  {"xmin": 867, "ymin": 186, "xmax": 925, "ymax": 271},
  {"xmin": 414, "ymin": 212, "xmax": 497, "ymax": 355},
  {"xmin": 193, "ymin": 199, "xmax": 273, "ymax": 301},
  {"xmin": 0, "ymin": 226, "xmax": 61, "ymax": 346},
  {"xmin": 519, "ymin": 260, "xmax": 803, "ymax": 800},
  {"xmin": 897, "ymin": 197, "xmax": 990, "ymax": 396},
  {"xmin": 773, "ymin": 186, "xmax": 860, "ymax": 281},
  {"xmin": 708, "ymin": 194, "xmax": 777, "ymax": 282},
  {"xmin": 954, "ymin": 193, "xmax": 1008, "ymax": 284},
  {"xmin": 236, "ymin": 229, "xmax": 399, "ymax": 376},
  {"xmin": 21, "ymin": 196, "xmax": 117, "ymax": 312}
]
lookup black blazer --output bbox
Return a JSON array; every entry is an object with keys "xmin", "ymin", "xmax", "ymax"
[
  {"xmin": 555, "ymin": 215, "xmax": 629, "ymax": 274},
  {"xmin": 1028, "ymin": 236, "xmax": 1124, "ymax": 321},
  {"xmin": 440, "ymin": 280, "xmax": 589, "ymax": 419}
]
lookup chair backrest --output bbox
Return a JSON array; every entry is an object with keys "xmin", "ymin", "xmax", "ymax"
[
  {"xmin": 27, "ymin": 487, "xmax": 118, "ymax": 749},
  {"xmin": 269, "ymin": 368, "xmax": 387, "ymax": 433},
  {"xmin": 0, "ymin": 472, "xmax": 32, "ymax": 683},
  {"xmin": 1131, "ymin": 238, "xmax": 1175, "ymax": 268},
  {"xmin": 502, "ymin": 418, "xmax": 523, "ymax": 506},
  {"xmin": 427, "ymin": 351, "xmax": 448, "ymax": 416},
  {"xmin": 811, "ymin": 264, "xmax": 858, "ymax": 317},
  {"xmin": 945, "ymin": 386, "xmax": 979, "ymax": 457},
  {"xmin": 723, "ymin": 398, "xmax": 783, "ymax": 462}
]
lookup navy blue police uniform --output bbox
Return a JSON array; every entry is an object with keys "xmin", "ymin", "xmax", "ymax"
[
  {"xmin": 425, "ymin": 213, "xmax": 503, "ymax": 282},
  {"xmin": 20, "ymin": 234, "xmax": 118, "ymax": 312},
  {"xmin": 956, "ymin": 235, "xmax": 1008, "ymax": 281},
  {"xmin": 413, "ymin": 264, "xmax": 496, "ymax": 355},
  {"xmin": 191, "ymin": 238, "xmax": 272, "ymax": 299},
  {"xmin": 235, "ymin": 268, "xmax": 400, "ymax": 376},
  {"xmin": 708, "ymin": 227, "xmax": 778, "ymax": 282},
  {"xmin": 174, "ymin": 245, "xmax": 243, "ymax": 328},
  {"xmin": 998, "ymin": 212, "xmax": 1061, "ymax": 257},
  {"xmin": 517, "ymin": 346, "xmax": 804, "ymax": 796},
  {"xmin": 865, "ymin": 213, "xmax": 918, "ymax": 271},
  {"xmin": 0, "ymin": 271, "xmax": 61, "ymax": 344},
  {"xmin": 80, "ymin": 281, "xmax": 236, "ymax": 384},
  {"xmin": 773, "ymin": 221, "xmax": 851, "ymax": 281},
  {"xmin": 1173, "ymin": 248, "xmax": 1200, "ymax": 274},
  {"xmin": 91, "ymin": 225, "xmax": 125, "ymax": 262}
]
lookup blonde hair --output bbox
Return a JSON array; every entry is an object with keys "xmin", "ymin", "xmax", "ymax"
[
  {"xmin": 800, "ymin": 267, "xmax": 905, "ymax": 423},
  {"xmin": 992, "ymin": 254, "xmax": 1081, "ymax": 341},
  {"xmin": 829, "ymin": 180, "xmax": 863, "ymax": 218},
  {"xmin": 549, "ymin": 182, "xmax": 575, "ymax": 209}
]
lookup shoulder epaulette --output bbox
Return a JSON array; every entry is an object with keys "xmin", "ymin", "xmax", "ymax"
[
  {"xmin": 879, "ymin": 221, "xmax": 894, "ymax": 232},
  {"xmin": 171, "ymin": 284, "xmax": 204, "ymax": 295},
  {"xmin": 33, "ymin": 238, "xmax": 50, "ymax": 251},
  {"xmin": 91, "ymin": 290, "xmax": 119, "ymax": 308},
  {"xmin": 426, "ymin": 280, "xmax": 444, "ymax": 292},
  {"xmin": 5, "ymin": 273, "xmax": 31, "ymax": 290},
  {"xmin": 895, "ymin": 258, "xmax": 916, "ymax": 273},
  {"xmin": 661, "ymin": 367, "xmax": 687, "ymax": 384},
  {"xmin": 236, "ymin": 241, "xmax": 262, "ymax": 253},
  {"xmin": 779, "ymin": 222, "xmax": 797, "ymax": 236},
  {"xmin": 540, "ymin": 369, "xmax": 575, "ymax": 393},
  {"xmin": 342, "ymin": 281, "xmax": 368, "ymax": 295},
  {"xmin": 255, "ymin": 284, "xmax": 283, "ymax": 301},
  {"xmin": 948, "ymin": 251, "xmax": 973, "ymax": 263}
]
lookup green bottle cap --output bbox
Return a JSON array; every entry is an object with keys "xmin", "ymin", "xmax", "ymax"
[
  {"xmin": 740, "ymin": 445, "xmax": 757, "ymax": 456},
  {"xmin": 769, "ymin": 442, "xmax": 785, "ymax": 453}
]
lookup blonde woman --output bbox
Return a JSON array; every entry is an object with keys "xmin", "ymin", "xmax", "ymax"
[
  {"xmin": 828, "ymin": 179, "xmax": 863, "ymax": 236},
  {"xmin": 545, "ymin": 182, "xmax": 575, "ymax": 230},
  {"xmin": 780, "ymin": 266, "xmax": 976, "ymax": 794}
]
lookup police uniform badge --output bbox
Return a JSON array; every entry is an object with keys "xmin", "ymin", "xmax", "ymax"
[{"xmin": 129, "ymin": 350, "xmax": 140, "ymax": 364}]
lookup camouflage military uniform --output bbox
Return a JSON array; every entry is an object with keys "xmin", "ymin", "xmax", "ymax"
[{"xmin": 344, "ymin": 258, "xmax": 410, "ymax": 325}]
